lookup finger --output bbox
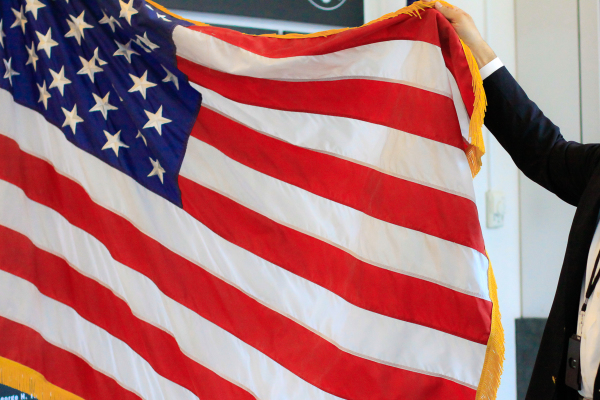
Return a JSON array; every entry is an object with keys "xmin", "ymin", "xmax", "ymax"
[{"xmin": 434, "ymin": 2, "xmax": 460, "ymax": 21}]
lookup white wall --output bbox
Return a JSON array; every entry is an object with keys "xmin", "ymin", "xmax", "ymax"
[
  {"xmin": 472, "ymin": 0, "xmax": 521, "ymax": 397},
  {"xmin": 363, "ymin": 1, "xmax": 521, "ymax": 398},
  {"xmin": 515, "ymin": 0, "xmax": 579, "ymax": 319},
  {"xmin": 463, "ymin": 1, "xmax": 521, "ymax": 398},
  {"xmin": 580, "ymin": 0, "xmax": 600, "ymax": 145}
]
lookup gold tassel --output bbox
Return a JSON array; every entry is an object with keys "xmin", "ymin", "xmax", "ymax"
[
  {"xmin": 0, "ymin": 357, "xmax": 83, "ymax": 400},
  {"xmin": 476, "ymin": 259, "xmax": 506, "ymax": 400},
  {"xmin": 461, "ymin": 39, "xmax": 488, "ymax": 177}
]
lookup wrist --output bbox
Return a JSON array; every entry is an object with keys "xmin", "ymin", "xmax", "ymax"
[{"xmin": 468, "ymin": 40, "xmax": 497, "ymax": 69}]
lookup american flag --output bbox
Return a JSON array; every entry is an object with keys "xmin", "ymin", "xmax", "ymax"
[{"xmin": 0, "ymin": 0, "xmax": 500, "ymax": 399}]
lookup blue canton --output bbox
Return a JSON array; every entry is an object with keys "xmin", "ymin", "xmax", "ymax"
[{"xmin": 0, "ymin": 0, "xmax": 202, "ymax": 207}]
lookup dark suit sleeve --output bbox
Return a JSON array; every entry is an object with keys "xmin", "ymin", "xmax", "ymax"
[{"xmin": 483, "ymin": 66, "xmax": 600, "ymax": 206}]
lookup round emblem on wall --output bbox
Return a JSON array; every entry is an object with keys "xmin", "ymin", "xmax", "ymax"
[{"xmin": 307, "ymin": 0, "xmax": 348, "ymax": 11}]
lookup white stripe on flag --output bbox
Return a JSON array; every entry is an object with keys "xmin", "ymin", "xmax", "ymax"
[
  {"xmin": 181, "ymin": 136, "xmax": 490, "ymax": 300},
  {"xmin": 0, "ymin": 269, "xmax": 199, "ymax": 400},
  {"xmin": 174, "ymin": 29, "xmax": 452, "ymax": 95},
  {"xmin": 174, "ymin": 26, "xmax": 471, "ymax": 143},
  {"xmin": 194, "ymin": 84, "xmax": 475, "ymax": 200}
]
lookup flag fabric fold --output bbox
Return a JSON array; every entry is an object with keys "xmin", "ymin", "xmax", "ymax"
[{"xmin": 0, "ymin": 1, "xmax": 503, "ymax": 400}]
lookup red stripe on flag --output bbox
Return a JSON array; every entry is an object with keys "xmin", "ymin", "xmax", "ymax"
[
  {"xmin": 0, "ymin": 317, "xmax": 141, "ymax": 400},
  {"xmin": 0, "ymin": 134, "xmax": 476, "ymax": 400},
  {"xmin": 185, "ymin": 10, "xmax": 475, "ymax": 116},
  {"xmin": 180, "ymin": 174, "xmax": 491, "ymax": 344},
  {"xmin": 0, "ymin": 225, "xmax": 257, "ymax": 400},
  {"xmin": 178, "ymin": 58, "xmax": 465, "ymax": 150},
  {"xmin": 193, "ymin": 106, "xmax": 485, "ymax": 254}
]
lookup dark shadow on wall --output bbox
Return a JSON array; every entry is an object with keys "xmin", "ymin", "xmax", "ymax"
[
  {"xmin": 211, "ymin": 24, "xmax": 278, "ymax": 35},
  {"xmin": 516, "ymin": 318, "xmax": 547, "ymax": 400}
]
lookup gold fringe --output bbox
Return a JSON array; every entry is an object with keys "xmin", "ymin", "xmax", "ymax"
[
  {"xmin": 0, "ymin": 356, "xmax": 84, "ymax": 400},
  {"xmin": 461, "ymin": 39, "xmax": 487, "ymax": 177},
  {"xmin": 476, "ymin": 258, "xmax": 506, "ymax": 400}
]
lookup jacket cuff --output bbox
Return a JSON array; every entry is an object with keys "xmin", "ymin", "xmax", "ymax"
[{"xmin": 480, "ymin": 57, "xmax": 504, "ymax": 80}]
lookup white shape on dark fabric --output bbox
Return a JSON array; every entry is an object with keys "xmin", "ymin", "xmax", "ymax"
[
  {"xmin": 25, "ymin": 0, "xmax": 46, "ymax": 20},
  {"xmin": 37, "ymin": 80, "xmax": 51, "ymax": 109},
  {"xmin": 93, "ymin": 47, "xmax": 108, "ymax": 66},
  {"xmin": 119, "ymin": 0, "xmax": 138, "ymax": 25},
  {"xmin": 99, "ymin": 11, "xmax": 121, "ymax": 33},
  {"xmin": 65, "ymin": 11, "xmax": 93, "ymax": 45},
  {"xmin": 136, "ymin": 130, "xmax": 148, "ymax": 146},
  {"xmin": 102, "ymin": 130, "xmax": 129, "ymax": 156},
  {"xmin": 49, "ymin": 66, "xmax": 72, "ymax": 96},
  {"xmin": 78, "ymin": 54, "xmax": 103, "ymax": 82},
  {"xmin": 161, "ymin": 65, "xmax": 179, "ymax": 90},
  {"xmin": 136, "ymin": 32, "xmax": 159, "ymax": 51},
  {"xmin": 36, "ymin": 28, "xmax": 59, "ymax": 58},
  {"xmin": 148, "ymin": 157, "xmax": 166, "ymax": 183},
  {"xmin": 0, "ymin": 20, "xmax": 6, "ymax": 48},
  {"xmin": 61, "ymin": 104, "xmax": 84, "ymax": 134},
  {"xmin": 113, "ymin": 39, "xmax": 139, "ymax": 63},
  {"xmin": 128, "ymin": 71, "xmax": 157, "ymax": 99},
  {"xmin": 11, "ymin": 6, "xmax": 28, "ymax": 33},
  {"xmin": 90, "ymin": 92, "xmax": 118, "ymax": 119},
  {"xmin": 3, "ymin": 58, "xmax": 20, "ymax": 86},
  {"xmin": 25, "ymin": 41, "xmax": 39, "ymax": 71},
  {"xmin": 143, "ymin": 105, "xmax": 171, "ymax": 135}
]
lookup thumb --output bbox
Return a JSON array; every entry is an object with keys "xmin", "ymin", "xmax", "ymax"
[{"xmin": 434, "ymin": 2, "xmax": 460, "ymax": 22}]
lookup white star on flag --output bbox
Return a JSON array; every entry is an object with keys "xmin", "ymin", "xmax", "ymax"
[
  {"xmin": 148, "ymin": 157, "xmax": 166, "ymax": 183},
  {"xmin": 49, "ymin": 66, "xmax": 72, "ymax": 96},
  {"xmin": 25, "ymin": 42, "xmax": 39, "ymax": 71},
  {"xmin": 3, "ymin": 58, "xmax": 20, "ymax": 86},
  {"xmin": 25, "ymin": 0, "xmax": 46, "ymax": 20},
  {"xmin": 10, "ymin": 6, "xmax": 28, "ymax": 34},
  {"xmin": 37, "ymin": 80, "xmax": 51, "ymax": 110},
  {"xmin": 161, "ymin": 65, "xmax": 179, "ymax": 90},
  {"xmin": 99, "ymin": 11, "xmax": 121, "ymax": 33},
  {"xmin": 113, "ymin": 40, "xmax": 139, "ymax": 63},
  {"xmin": 157, "ymin": 13, "xmax": 171, "ymax": 22},
  {"xmin": 119, "ymin": 0, "xmax": 138, "ymax": 25},
  {"xmin": 128, "ymin": 71, "xmax": 156, "ymax": 99},
  {"xmin": 65, "ymin": 11, "xmax": 93, "ymax": 45},
  {"xmin": 0, "ymin": 20, "xmax": 6, "ymax": 48},
  {"xmin": 61, "ymin": 104, "xmax": 84, "ymax": 134},
  {"xmin": 134, "ymin": 38, "xmax": 150, "ymax": 53},
  {"xmin": 93, "ymin": 47, "xmax": 107, "ymax": 65},
  {"xmin": 135, "ymin": 32, "xmax": 159, "ymax": 52},
  {"xmin": 143, "ymin": 105, "xmax": 171, "ymax": 135},
  {"xmin": 36, "ymin": 28, "xmax": 59, "ymax": 58},
  {"xmin": 102, "ymin": 130, "xmax": 129, "ymax": 157},
  {"xmin": 78, "ymin": 54, "xmax": 103, "ymax": 82},
  {"xmin": 136, "ymin": 130, "xmax": 148, "ymax": 146},
  {"xmin": 90, "ymin": 92, "xmax": 118, "ymax": 120}
]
